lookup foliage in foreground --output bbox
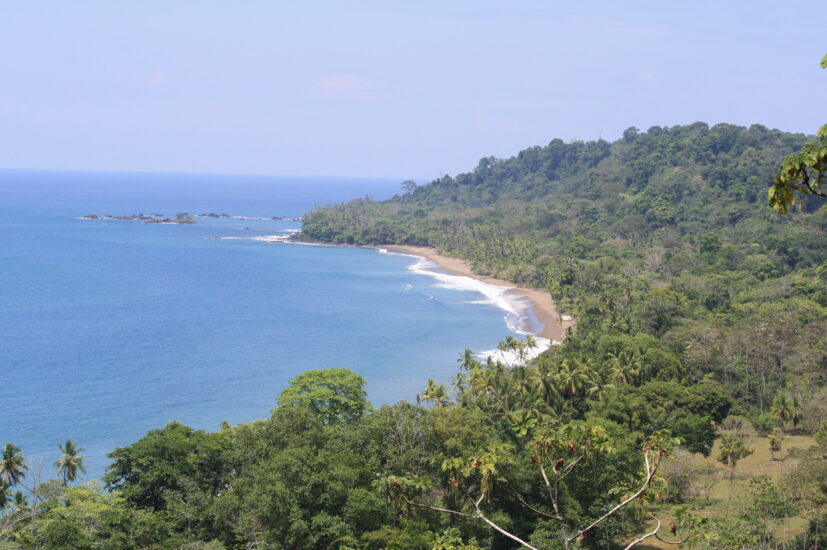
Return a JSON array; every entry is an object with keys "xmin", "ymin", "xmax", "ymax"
[
  {"xmin": 3, "ymin": 115, "xmax": 827, "ymax": 547},
  {"xmin": 4, "ymin": 363, "xmax": 827, "ymax": 549}
]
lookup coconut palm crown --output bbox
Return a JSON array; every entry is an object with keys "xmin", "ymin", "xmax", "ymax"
[
  {"xmin": 54, "ymin": 439, "xmax": 86, "ymax": 485},
  {"xmin": 0, "ymin": 443, "xmax": 28, "ymax": 486}
]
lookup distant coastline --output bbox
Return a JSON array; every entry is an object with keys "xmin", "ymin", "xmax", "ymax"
[
  {"xmin": 79, "ymin": 209, "xmax": 570, "ymax": 343},
  {"xmin": 79, "ymin": 212, "xmax": 301, "ymax": 224},
  {"xmin": 380, "ymin": 245, "xmax": 572, "ymax": 342}
]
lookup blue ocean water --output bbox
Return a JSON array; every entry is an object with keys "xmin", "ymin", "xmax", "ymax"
[{"xmin": 0, "ymin": 170, "xmax": 528, "ymax": 480}]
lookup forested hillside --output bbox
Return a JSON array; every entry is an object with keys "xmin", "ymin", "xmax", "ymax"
[
  {"xmin": 302, "ymin": 122, "xmax": 827, "ymax": 416},
  {"xmin": 2, "ymin": 123, "xmax": 826, "ymax": 549},
  {"xmin": 302, "ymin": 123, "xmax": 823, "ymax": 285},
  {"xmin": 299, "ymin": 122, "xmax": 827, "ymax": 546}
]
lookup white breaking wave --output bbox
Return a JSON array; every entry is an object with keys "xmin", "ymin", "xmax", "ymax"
[
  {"xmin": 216, "ymin": 229, "xmax": 299, "ymax": 243},
  {"xmin": 392, "ymin": 249, "xmax": 551, "ymax": 338},
  {"xmin": 252, "ymin": 234, "xmax": 292, "ymax": 243},
  {"xmin": 405, "ymin": 257, "xmax": 526, "ymax": 331},
  {"xmin": 477, "ymin": 337, "xmax": 552, "ymax": 366},
  {"xmin": 384, "ymin": 253, "xmax": 554, "ymax": 363}
]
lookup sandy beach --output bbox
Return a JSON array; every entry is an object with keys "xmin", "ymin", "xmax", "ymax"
[{"xmin": 382, "ymin": 245, "xmax": 572, "ymax": 342}]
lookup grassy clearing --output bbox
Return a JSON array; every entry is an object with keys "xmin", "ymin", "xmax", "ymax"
[{"xmin": 634, "ymin": 433, "xmax": 816, "ymax": 549}]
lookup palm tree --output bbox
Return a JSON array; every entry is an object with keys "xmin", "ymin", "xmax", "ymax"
[
  {"xmin": 452, "ymin": 372, "xmax": 468, "ymax": 395},
  {"xmin": 0, "ymin": 443, "xmax": 28, "ymax": 486},
  {"xmin": 601, "ymin": 312, "xmax": 630, "ymax": 333},
  {"xmin": 771, "ymin": 394, "xmax": 794, "ymax": 426},
  {"xmin": 421, "ymin": 379, "xmax": 449, "ymax": 407},
  {"xmin": 606, "ymin": 351, "xmax": 640, "ymax": 386},
  {"xmin": 13, "ymin": 490, "xmax": 28, "ymax": 509},
  {"xmin": 585, "ymin": 366, "xmax": 616, "ymax": 401},
  {"xmin": 457, "ymin": 349, "xmax": 479, "ymax": 371},
  {"xmin": 512, "ymin": 366, "xmax": 533, "ymax": 399},
  {"xmin": 791, "ymin": 394, "xmax": 802, "ymax": 429},
  {"xmin": 0, "ymin": 481, "xmax": 12, "ymax": 510},
  {"xmin": 508, "ymin": 409, "xmax": 539, "ymax": 438},
  {"xmin": 477, "ymin": 364, "xmax": 512, "ymax": 414},
  {"xmin": 556, "ymin": 359, "xmax": 590, "ymax": 399},
  {"xmin": 516, "ymin": 335, "xmax": 537, "ymax": 365},
  {"xmin": 496, "ymin": 341, "xmax": 508, "ymax": 365},
  {"xmin": 532, "ymin": 358, "xmax": 562, "ymax": 410},
  {"xmin": 54, "ymin": 439, "xmax": 86, "ymax": 485},
  {"xmin": 524, "ymin": 335, "xmax": 537, "ymax": 354},
  {"xmin": 496, "ymin": 335, "xmax": 525, "ymax": 367},
  {"xmin": 467, "ymin": 366, "xmax": 486, "ymax": 395}
]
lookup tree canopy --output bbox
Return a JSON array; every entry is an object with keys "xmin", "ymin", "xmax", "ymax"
[
  {"xmin": 277, "ymin": 368, "xmax": 371, "ymax": 425},
  {"xmin": 768, "ymin": 55, "xmax": 827, "ymax": 213}
]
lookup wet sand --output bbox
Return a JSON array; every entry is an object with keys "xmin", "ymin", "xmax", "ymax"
[{"xmin": 382, "ymin": 245, "xmax": 572, "ymax": 341}]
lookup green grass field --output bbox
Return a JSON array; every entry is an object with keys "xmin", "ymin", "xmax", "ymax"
[{"xmin": 636, "ymin": 433, "xmax": 816, "ymax": 549}]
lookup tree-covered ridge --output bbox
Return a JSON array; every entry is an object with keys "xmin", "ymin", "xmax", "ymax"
[
  {"xmin": 301, "ymin": 123, "xmax": 823, "ymax": 285},
  {"xmin": 295, "ymin": 122, "xmax": 827, "ymax": 546},
  {"xmin": 301, "ymin": 122, "xmax": 827, "ymax": 413}
]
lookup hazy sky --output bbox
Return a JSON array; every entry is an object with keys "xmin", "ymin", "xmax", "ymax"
[{"xmin": 1, "ymin": 1, "xmax": 824, "ymax": 179}]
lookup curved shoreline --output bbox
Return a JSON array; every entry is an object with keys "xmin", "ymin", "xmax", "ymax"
[{"xmin": 381, "ymin": 245, "xmax": 572, "ymax": 342}]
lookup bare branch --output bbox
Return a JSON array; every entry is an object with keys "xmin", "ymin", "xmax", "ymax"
[
  {"xmin": 472, "ymin": 500, "xmax": 542, "ymax": 550},
  {"xmin": 623, "ymin": 513, "xmax": 692, "ymax": 548},
  {"xmin": 566, "ymin": 451, "xmax": 660, "ymax": 544},
  {"xmin": 623, "ymin": 514, "xmax": 661, "ymax": 550},
  {"xmin": 399, "ymin": 440, "xmax": 673, "ymax": 550},
  {"xmin": 0, "ymin": 509, "xmax": 31, "ymax": 541},
  {"xmin": 407, "ymin": 485, "xmax": 544, "ymax": 550},
  {"xmin": 539, "ymin": 463, "xmax": 557, "ymax": 512},
  {"xmin": 557, "ymin": 454, "xmax": 585, "ymax": 480},
  {"xmin": 401, "ymin": 495, "xmax": 476, "ymax": 519},
  {"xmin": 540, "ymin": 454, "xmax": 584, "ymax": 520},
  {"xmin": 500, "ymin": 484, "xmax": 563, "ymax": 521},
  {"xmin": 655, "ymin": 532, "xmax": 692, "ymax": 545}
]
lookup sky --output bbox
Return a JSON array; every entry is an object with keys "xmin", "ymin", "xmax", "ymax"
[{"xmin": 0, "ymin": 1, "xmax": 824, "ymax": 180}]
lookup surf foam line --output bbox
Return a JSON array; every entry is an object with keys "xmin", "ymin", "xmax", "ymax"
[
  {"xmin": 215, "ymin": 229, "xmax": 302, "ymax": 243},
  {"xmin": 383, "ymin": 252, "xmax": 553, "ymax": 362}
]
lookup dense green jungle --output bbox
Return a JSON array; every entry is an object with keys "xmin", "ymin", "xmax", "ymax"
[{"xmin": 2, "ymin": 122, "xmax": 826, "ymax": 550}]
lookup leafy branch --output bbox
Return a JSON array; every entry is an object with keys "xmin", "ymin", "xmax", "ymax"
[
  {"xmin": 380, "ymin": 428, "xmax": 684, "ymax": 550},
  {"xmin": 768, "ymin": 54, "xmax": 827, "ymax": 213}
]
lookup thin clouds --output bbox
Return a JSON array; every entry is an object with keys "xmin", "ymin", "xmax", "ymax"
[
  {"xmin": 311, "ymin": 73, "xmax": 387, "ymax": 100},
  {"xmin": 148, "ymin": 70, "xmax": 170, "ymax": 88}
]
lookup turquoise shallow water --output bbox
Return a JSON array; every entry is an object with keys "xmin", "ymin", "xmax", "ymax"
[{"xmin": 0, "ymin": 170, "xmax": 526, "ymax": 480}]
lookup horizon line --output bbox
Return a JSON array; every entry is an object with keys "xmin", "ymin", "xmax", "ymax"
[{"xmin": 0, "ymin": 166, "xmax": 430, "ymax": 183}]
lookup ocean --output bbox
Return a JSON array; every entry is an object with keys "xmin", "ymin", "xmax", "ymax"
[{"xmin": 0, "ymin": 170, "xmax": 539, "ymax": 480}]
